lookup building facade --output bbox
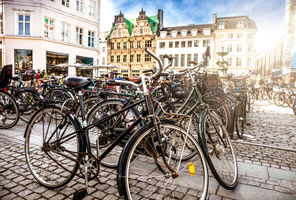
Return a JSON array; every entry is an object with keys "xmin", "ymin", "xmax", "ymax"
[
  {"xmin": 98, "ymin": 31, "xmax": 109, "ymax": 66},
  {"xmin": 156, "ymin": 14, "xmax": 257, "ymax": 74},
  {"xmin": 107, "ymin": 9, "xmax": 161, "ymax": 78},
  {"xmin": 157, "ymin": 24, "xmax": 215, "ymax": 71},
  {"xmin": 2, "ymin": 0, "xmax": 100, "ymax": 76},
  {"xmin": 214, "ymin": 15, "xmax": 257, "ymax": 74}
]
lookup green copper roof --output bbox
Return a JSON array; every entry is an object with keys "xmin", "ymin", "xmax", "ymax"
[
  {"xmin": 147, "ymin": 16, "xmax": 159, "ymax": 34},
  {"xmin": 124, "ymin": 17, "xmax": 134, "ymax": 35}
]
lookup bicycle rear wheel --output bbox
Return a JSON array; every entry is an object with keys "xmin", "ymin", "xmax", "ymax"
[
  {"xmin": 0, "ymin": 91, "xmax": 19, "ymax": 129},
  {"xmin": 200, "ymin": 109, "xmax": 238, "ymax": 189},
  {"xmin": 25, "ymin": 106, "xmax": 82, "ymax": 188},
  {"xmin": 119, "ymin": 123, "xmax": 208, "ymax": 200}
]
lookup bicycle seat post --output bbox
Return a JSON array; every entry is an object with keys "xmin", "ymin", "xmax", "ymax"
[{"xmin": 77, "ymin": 90, "xmax": 86, "ymax": 126}]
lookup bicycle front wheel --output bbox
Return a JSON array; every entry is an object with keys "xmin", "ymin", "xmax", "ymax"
[
  {"xmin": 25, "ymin": 106, "xmax": 82, "ymax": 188},
  {"xmin": 119, "ymin": 123, "xmax": 208, "ymax": 200},
  {"xmin": 0, "ymin": 91, "xmax": 19, "ymax": 129},
  {"xmin": 200, "ymin": 109, "xmax": 238, "ymax": 189}
]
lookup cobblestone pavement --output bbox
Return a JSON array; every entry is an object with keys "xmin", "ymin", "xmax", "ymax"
[{"xmin": 0, "ymin": 101, "xmax": 296, "ymax": 200}]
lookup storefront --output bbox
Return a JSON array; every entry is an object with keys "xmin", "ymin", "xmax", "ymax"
[
  {"xmin": 14, "ymin": 49, "xmax": 33, "ymax": 72},
  {"xmin": 75, "ymin": 56, "xmax": 93, "ymax": 77},
  {"xmin": 46, "ymin": 51, "xmax": 68, "ymax": 76}
]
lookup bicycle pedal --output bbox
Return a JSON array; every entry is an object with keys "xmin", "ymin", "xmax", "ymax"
[{"xmin": 73, "ymin": 188, "xmax": 87, "ymax": 200}]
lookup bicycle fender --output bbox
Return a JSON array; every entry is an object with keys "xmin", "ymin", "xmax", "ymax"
[{"xmin": 199, "ymin": 109, "xmax": 209, "ymax": 155}]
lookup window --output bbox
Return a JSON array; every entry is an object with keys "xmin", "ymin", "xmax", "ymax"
[
  {"xmin": 145, "ymin": 40, "xmax": 152, "ymax": 48},
  {"xmin": 123, "ymin": 42, "xmax": 127, "ymax": 49},
  {"xmin": 76, "ymin": 27, "xmax": 83, "ymax": 44},
  {"xmin": 227, "ymin": 57, "xmax": 232, "ymax": 66},
  {"xmin": 102, "ymin": 47, "xmax": 105, "ymax": 52},
  {"xmin": 102, "ymin": 58, "xmax": 105, "ymax": 65},
  {"xmin": 14, "ymin": 49, "xmax": 33, "ymax": 72},
  {"xmin": 248, "ymin": 44, "xmax": 253, "ymax": 52},
  {"xmin": 117, "ymin": 42, "xmax": 121, "ymax": 49},
  {"xmin": 218, "ymin": 21, "xmax": 225, "ymax": 29},
  {"xmin": 203, "ymin": 28, "xmax": 210, "ymax": 35},
  {"xmin": 218, "ymin": 34, "xmax": 224, "ymax": 39},
  {"xmin": 123, "ymin": 55, "xmax": 127, "ymax": 62},
  {"xmin": 237, "ymin": 44, "xmax": 242, "ymax": 52},
  {"xmin": 110, "ymin": 55, "xmax": 114, "ymax": 63},
  {"xmin": 89, "ymin": 0, "xmax": 95, "ymax": 16},
  {"xmin": 44, "ymin": 18, "xmax": 54, "ymax": 38},
  {"xmin": 174, "ymin": 54, "xmax": 179, "ymax": 67},
  {"xmin": 228, "ymin": 33, "xmax": 233, "ymax": 39},
  {"xmin": 187, "ymin": 54, "xmax": 192, "ymax": 66},
  {"xmin": 140, "ymin": 28, "xmax": 143, "ymax": 34},
  {"xmin": 188, "ymin": 41, "xmax": 192, "ymax": 48},
  {"xmin": 117, "ymin": 55, "xmax": 120, "ymax": 63},
  {"xmin": 18, "ymin": 15, "xmax": 30, "ymax": 36},
  {"xmin": 61, "ymin": 23, "xmax": 70, "ymax": 42},
  {"xmin": 169, "ymin": 42, "xmax": 173, "ymax": 48},
  {"xmin": 193, "ymin": 54, "xmax": 198, "ymax": 63},
  {"xmin": 203, "ymin": 40, "xmax": 210, "ymax": 47},
  {"xmin": 236, "ymin": 57, "xmax": 241, "ymax": 66},
  {"xmin": 180, "ymin": 54, "xmax": 185, "ymax": 67},
  {"xmin": 145, "ymin": 54, "xmax": 151, "ymax": 62},
  {"xmin": 227, "ymin": 44, "xmax": 232, "ymax": 52},
  {"xmin": 76, "ymin": 0, "xmax": 83, "ymax": 12},
  {"xmin": 62, "ymin": 0, "xmax": 69, "ymax": 7},
  {"xmin": 110, "ymin": 43, "xmax": 114, "ymax": 50},
  {"xmin": 159, "ymin": 42, "xmax": 165, "ymax": 49},
  {"xmin": 130, "ymin": 41, "xmax": 134, "ymax": 49},
  {"xmin": 175, "ymin": 41, "xmax": 179, "ymax": 48},
  {"xmin": 137, "ymin": 54, "xmax": 141, "ymax": 62},
  {"xmin": 237, "ymin": 20, "xmax": 245, "ymax": 28},
  {"xmin": 88, "ymin": 31, "xmax": 95, "ymax": 47},
  {"xmin": 130, "ymin": 55, "xmax": 134, "ymax": 62},
  {"xmin": 237, "ymin": 33, "xmax": 243, "ymax": 38},
  {"xmin": 118, "ymin": 30, "xmax": 121, "ymax": 37},
  {"xmin": 181, "ymin": 41, "xmax": 186, "ymax": 48},
  {"xmin": 194, "ymin": 40, "xmax": 199, "ymax": 47},
  {"xmin": 137, "ymin": 41, "xmax": 141, "ymax": 48}
]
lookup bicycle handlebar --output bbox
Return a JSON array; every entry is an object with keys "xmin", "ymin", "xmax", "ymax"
[{"xmin": 145, "ymin": 48, "xmax": 163, "ymax": 80}]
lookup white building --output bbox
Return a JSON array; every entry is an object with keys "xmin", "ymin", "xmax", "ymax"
[
  {"xmin": 156, "ymin": 14, "xmax": 257, "ymax": 75},
  {"xmin": 157, "ymin": 24, "xmax": 215, "ymax": 71},
  {"xmin": 98, "ymin": 31, "xmax": 108, "ymax": 66},
  {"xmin": 1, "ymin": 0, "xmax": 100, "ymax": 76},
  {"xmin": 214, "ymin": 14, "xmax": 257, "ymax": 74}
]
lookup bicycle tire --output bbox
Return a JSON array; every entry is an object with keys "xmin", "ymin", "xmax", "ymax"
[
  {"xmin": 0, "ymin": 91, "xmax": 19, "ymax": 129},
  {"xmin": 25, "ymin": 105, "xmax": 83, "ymax": 188},
  {"xmin": 234, "ymin": 100, "xmax": 245, "ymax": 139},
  {"xmin": 199, "ymin": 109, "xmax": 238, "ymax": 190},
  {"xmin": 86, "ymin": 99, "xmax": 141, "ymax": 168},
  {"xmin": 118, "ymin": 123, "xmax": 209, "ymax": 200}
]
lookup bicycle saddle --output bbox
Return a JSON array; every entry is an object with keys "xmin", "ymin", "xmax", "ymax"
[{"xmin": 64, "ymin": 77, "xmax": 92, "ymax": 89}]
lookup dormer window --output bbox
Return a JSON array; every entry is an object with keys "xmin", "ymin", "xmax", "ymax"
[
  {"xmin": 181, "ymin": 30, "xmax": 187, "ymax": 37},
  {"xmin": 203, "ymin": 28, "xmax": 210, "ymax": 35},
  {"xmin": 191, "ymin": 29, "xmax": 197, "ymax": 36},
  {"xmin": 171, "ymin": 30, "xmax": 177, "ymax": 37},
  {"xmin": 160, "ymin": 31, "xmax": 167, "ymax": 38},
  {"xmin": 218, "ymin": 21, "xmax": 225, "ymax": 29},
  {"xmin": 237, "ymin": 20, "xmax": 245, "ymax": 28}
]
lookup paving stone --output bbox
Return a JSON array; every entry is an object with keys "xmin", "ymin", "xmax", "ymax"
[
  {"xmin": 103, "ymin": 194, "xmax": 118, "ymax": 200},
  {"xmin": 268, "ymin": 168, "xmax": 296, "ymax": 181},
  {"xmin": 0, "ymin": 189, "xmax": 10, "ymax": 198},
  {"xmin": 1, "ymin": 193, "xmax": 18, "ymax": 200},
  {"xmin": 92, "ymin": 191, "xmax": 107, "ymax": 199},
  {"xmin": 25, "ymin": 193, "xmax": 42, "ymax": 200}
]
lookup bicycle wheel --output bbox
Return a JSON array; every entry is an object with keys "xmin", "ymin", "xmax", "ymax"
[
  {"xmin": 87, "ymin": 99, "xmax": 141, "ymax": 168},
  {"xmin": 119, "ymin": 123, "xmax": 208, "ymax": 200},
  {"xmin": 15, "ymin": 89, "xmax": 42, "ymax": 122},
  {"xmin": 234, "ymin": 100, "xmax": 245, "ymax": 139},
  {"xmin": 25, "ymin": 106, "xmax": 83, "ymax": 188},
  {"xmin": 200, "ymin": 109, "xmax": 238, "ymax": 189},
  {"xmin": 0, "ymin": 91, "xmax": 19, "ymax": 129}
]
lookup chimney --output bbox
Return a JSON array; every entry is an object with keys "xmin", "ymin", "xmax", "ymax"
[
  {"xmin": 213, "ymin": 13, "xmax": 217, "ymax": 24},
  {"xmin": 158, "ymin": 9, "xmax": 163, "ymax": 31}
]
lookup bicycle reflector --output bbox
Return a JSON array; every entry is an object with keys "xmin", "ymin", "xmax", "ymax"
[{"xmin": 188, "ymin": 162, "xmax": 195, "ymax": 176}]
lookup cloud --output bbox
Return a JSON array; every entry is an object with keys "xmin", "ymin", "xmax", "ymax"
[{"xmin": 100, "ymin": 0, "xmax": 286, "ymax": 53}]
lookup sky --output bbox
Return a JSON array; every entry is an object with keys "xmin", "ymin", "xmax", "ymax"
[{"xmin": 100, "ymin": 0, "xmax": 286, "ymax": 53}]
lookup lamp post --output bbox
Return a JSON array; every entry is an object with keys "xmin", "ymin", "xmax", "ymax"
[{"xmin": 216, "ymin": 47, "xmax": 228, "ymax": 76}]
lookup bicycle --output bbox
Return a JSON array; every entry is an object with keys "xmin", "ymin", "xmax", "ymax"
[{"xmin": 24, "ymin": 48, "xmax": 209, "ymax": 200}]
